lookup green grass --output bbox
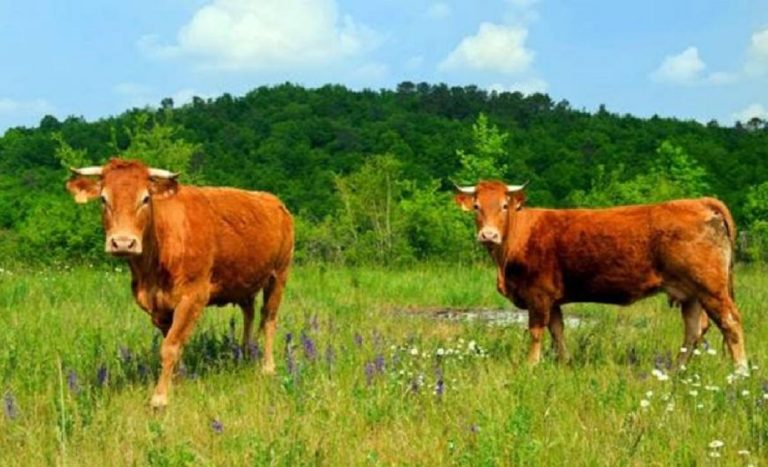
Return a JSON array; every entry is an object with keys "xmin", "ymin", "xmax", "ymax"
[{"xmin": 1, "ymin": 263, "xmax": 768, "ymax": 465}]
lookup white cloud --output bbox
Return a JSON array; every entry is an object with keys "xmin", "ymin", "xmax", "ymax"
[
  {"xmin": 650, "ymin": 47, "xmax": 706, "ymax": 84},
  {"xmin": 141, "ymin": 0, "xmax": 380, "ymax": 71},
  {"xmin": 746, "ymin": 27, "xmax": 768, "ymax": 75},
  {"xmin": 348, "ymin": 62, "xmax": 389, "ymax": 83},
  {"xmin": 426, "ymin": 2, "xmax": 451, "ymax": 19},
  {"xmin": 439, "ymin": 23, "xmax": 533, "ymax": 75},
  {"xmin": 488, "ymin": 78, "xmax": 547, "ymax": 95},
  {"xmin": 732, "ymin": 103, "xmax": 768, "ymax": 123}
]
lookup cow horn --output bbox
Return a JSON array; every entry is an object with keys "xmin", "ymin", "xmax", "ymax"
[
  {"xmin": 506, "ymin": 181, "xmax": 529, "ymax": 193},
  {"xmin": 148, "ymin": 168, "xmax": 179, "ymax": 179},
  {"xmin": 70, "ymin": 166, "xmax": 103, "ymax": 176},
  {"xmin": 452, "ymin": 181, "xmax": 476, "ymax": 194}
]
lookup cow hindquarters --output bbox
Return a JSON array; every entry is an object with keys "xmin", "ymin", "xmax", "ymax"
[
  {"xmin": 150, "ymin": 292, "xmax": 207, "ymax": 409},
  {"xmin": 699, "ymin": 293, "xmax": 748, "ymax": 373},
  {"xmin": 260, "ymin": 269, "xmax": 288, "ymax": 375}
]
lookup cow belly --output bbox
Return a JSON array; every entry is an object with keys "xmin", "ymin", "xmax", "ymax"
[{"xmin": 562, "ymin": 272, "xmax": 663, "ymax": 305}]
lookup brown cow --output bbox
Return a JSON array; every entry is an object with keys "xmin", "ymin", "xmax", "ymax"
[
  {"xmin": 67, "ymin": 158, "xmax": 294, "ymax": 407},
  {"xmin": 455, "ymin": 180, "xmax": 747, "ymax": 373}
]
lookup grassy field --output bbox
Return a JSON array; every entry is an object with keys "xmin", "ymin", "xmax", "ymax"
[{"xmin": 1, "ymin": 262, "xmax": 768, "ymax": 465}]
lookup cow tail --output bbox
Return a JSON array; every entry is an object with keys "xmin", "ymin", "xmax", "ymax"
[{"xmin": 704, "ymin": 198, "xmax": 736, "ymax": 300}]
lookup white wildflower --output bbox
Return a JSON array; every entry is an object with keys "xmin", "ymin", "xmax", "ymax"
[
  {"xmin": 709, "ymin": 440, "xmax": 724, "ymax": 449},
  {"xmin": 410, "ymin": 347, "xmax": 419, "ymax": 356},
  {"xmin": 741, "ymin": 389, "xmax": 750, "ymax": 397},
  {"xmin": 665, "ymin": 402, "xmax": 675, "ymax": 412},
  {"xmin": 709, "ymin": 451, "xmax": 721, "ymax": 458},
  {"xmin": 738, "ymin": 449, "xmax": 750, "ymax": 456},
  {"xmin": 680, "ymin": 347, "xmax": 688, "ymax": 353},
  {"xmin": 436, "ymin": 348, "xmax": 445, "ymax": 356},
  {"xmin": 689, "ymin": 390, "xmax": 699, "ymax": 397},
  {"xmin": 693, "ymin": 349, "xmax": 702, "ymax": 356},
  {"xmin": 706, "ymin": 348, "xmax": 717, "ymax": 356},
  {"xmin": 467, "ymin": 340, "xmax": 477, "ymax": 352},
  {"xmin": 696, "ymin": 403, "xmax": 704, "ymax": 409},
  {"xmin": 645, "ymin": 391, "xmax": 653, "ymax": 398},
  {"xmin": 640, "ymin": 399, "xmax": 651, "ymax": 408},
  {"xmin": 704, "ymin": 385, "xmax": 721, "ymax": 392}
]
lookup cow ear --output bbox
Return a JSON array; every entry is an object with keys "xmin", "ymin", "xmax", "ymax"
[
  {"xmin": 454, "ymin": 192, "xmax": 474, "ymax": 212},
  {"xmin": 511, "ymin": 191, "xmax": 526, "ymax": 211},
  {"xmin": 149, "ymin": 177, "xmax": 179, "ymax": 199},
  {"xmin": 66, "ymin": 176, "xmax": 101, "ymax": 204}
]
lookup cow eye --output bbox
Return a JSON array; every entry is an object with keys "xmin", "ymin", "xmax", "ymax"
[
  {"xmin": 100, "ymin": 194, "xmax": 107, "ymax": 206},
  {"xmin": 473, "ymin": 203, "xmax": 480, "ymax": 211},
  {"xmin": 502, "ymin": 202, "xmax": 509, "ymax": 210},
  {"xmin": 141, "ymin": 194, "xmax": 150, "ymax": 205}
]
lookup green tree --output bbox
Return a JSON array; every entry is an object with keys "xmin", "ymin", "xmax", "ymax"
[{"xmin": 455, "ymin": 113, "xmax": 509, "ymax": 183}]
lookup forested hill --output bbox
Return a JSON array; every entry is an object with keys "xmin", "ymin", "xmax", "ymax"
[{"xmin": 2, "ymin": 82, "xmax": 768, "ymax": 263}]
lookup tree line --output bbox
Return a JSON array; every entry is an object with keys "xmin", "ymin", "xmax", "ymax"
[{"xmin": 1, "ymin": 82, "xmax": 767, "ymax": 265}]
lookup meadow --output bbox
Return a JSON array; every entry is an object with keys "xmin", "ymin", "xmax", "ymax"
[{"xmin": 1, "ymin": 262, "xmax": 768, "ymax": 465}]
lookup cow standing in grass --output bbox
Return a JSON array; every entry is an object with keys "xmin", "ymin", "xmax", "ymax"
[
  {"xmin": 454, "ymin": 180, "xmax": 747, "ymax": 372},
  {"xmin": 67, "ymin": 158, "xmax": 294, "ymax": 407}
]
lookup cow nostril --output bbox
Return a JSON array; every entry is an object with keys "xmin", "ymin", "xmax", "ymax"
[{"xmin": 128, "ymin": 238, "xmax": 137, "ymax": 249}]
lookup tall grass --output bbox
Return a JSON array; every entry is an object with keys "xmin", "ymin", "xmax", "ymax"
[{"xmin": 1, "ymin": 263, "xmax": 767, "ymax": 465}]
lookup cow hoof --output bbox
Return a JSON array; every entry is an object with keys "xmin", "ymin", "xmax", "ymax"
[
  {"xmin": 735, "ymin": 363, "xmax": 750, "ymax": 377},
  {"xmin": 150, "ymin": 393, "xmax": 168, "ymax": 409},
  {"xmin": 261, "ymin": 365, "xmax": 276, "ymax": 376}
]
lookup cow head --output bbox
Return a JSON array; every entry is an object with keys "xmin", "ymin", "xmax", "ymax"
[
  {"xmin": 66, "ymin": 158, "xmax": 179, "ymax": 256},
  {"xmin": 454, "ymin": 180, "xmax": 527, "ymax": 245}
]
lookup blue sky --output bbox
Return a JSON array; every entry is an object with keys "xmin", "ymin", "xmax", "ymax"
[{"xmin": 1, "ymin": 0, "xmax": 767, "ymax": 132}]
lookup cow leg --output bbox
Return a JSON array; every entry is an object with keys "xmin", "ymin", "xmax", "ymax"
[
  {"xmin": 698, "ymin": 293, "xmax": 747, "ymax": 373},
  {"xmin": 150, "ymin": 294, "xmax": 206, "ymax": 409},
  {"xmin": 676, "ymin": 300, "xmax": 704, "ymax": 367},
  {"xmin": 527, "ymin": 304, "xmax": 550, "ymax": 365},
  {"xmin": 260, "ymin": 271, "xmax": 288, "ymax": 375},
  {"xmin": 240, "ymin": 298, "xmax": 256, "ymax": 355},
  {"xmin": 548, "ymin": 305, "xmax": 568, "ymax": 363}
]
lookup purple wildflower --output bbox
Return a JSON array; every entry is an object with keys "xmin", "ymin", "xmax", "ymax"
[
  {"xmin": 301, "ymin": 333, "xmax": 317, "ymax": 361},
  {"xmin": 96, "ymin": 365, "xmax": 109, "ymax": 386},
  {"xmin": 374, "ymin": 354, "xmax": 385, "ymax": 373},
  {"xmin": 364, "ymin": 362, "xmax": 376, "ymax": 386},
  {"xmin": 3, "ymin": 392, "xmax": 18, "ymax": 420},
  {"xmin": 211, "ymin": 418, "xmax": 224, "ymax": 434},
  {"xmin": 67, "ymin": 369, "xmax": 80, "ymax": 394},
  {"xmin": 354, "ymin": 333, "xmax": 363, "ymax": 347}
]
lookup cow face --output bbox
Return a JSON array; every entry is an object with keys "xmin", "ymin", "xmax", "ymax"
[
  {"xmin": 66, "ymin": 159, "xmax": 178, "ymax": 256},
  {"xmin": 454, "ymin": 180, "xmax": 527, "ymax": 245}
]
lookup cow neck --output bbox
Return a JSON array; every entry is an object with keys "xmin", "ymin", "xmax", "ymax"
[
  {"xmin": 500, "ymin": 207, "xmax": 526, "ymax": 265},
  {"xmin": 127, "ymin": 208, "xmax": 162, "ymax": 280}
]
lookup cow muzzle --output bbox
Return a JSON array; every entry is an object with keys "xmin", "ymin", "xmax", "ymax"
[
  {"xmin": 477, "ymin": 228, "xmax": 502, "ymax": 245},
  {"xmin": 106, "ymin": 234, "xmax": 142, "ymax": 256}
]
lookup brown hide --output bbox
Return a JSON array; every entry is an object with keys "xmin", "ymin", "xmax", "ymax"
[
  {"xmin": 67, "ymin": 158, "xmax": 293, "ymax": 407},
  {"xmin": 457, "ymin": 180, "xmax": 746, "ymax": 370}
]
